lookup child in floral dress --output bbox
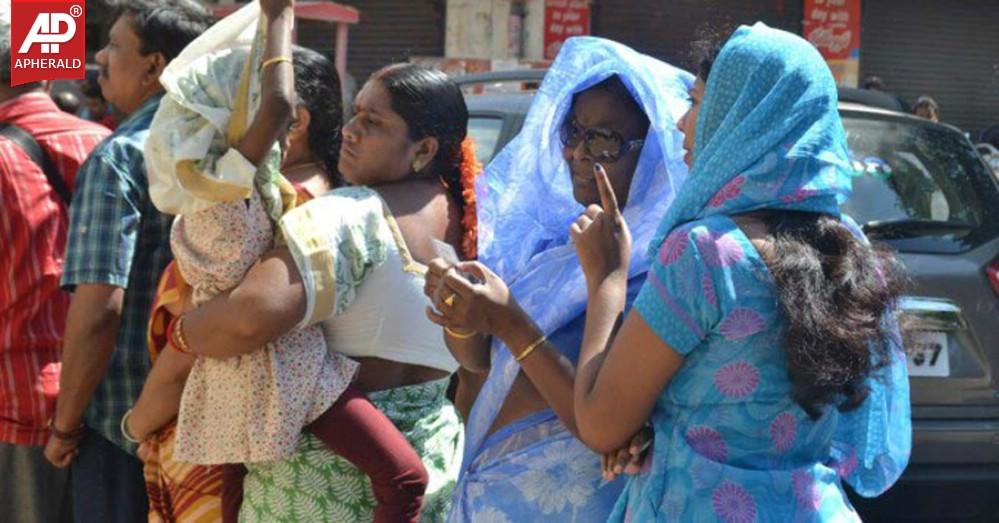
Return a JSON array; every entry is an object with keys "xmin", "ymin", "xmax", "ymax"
[{"xmin": 142, "ymin": 2, "xmax": 428, "ymax": 521}]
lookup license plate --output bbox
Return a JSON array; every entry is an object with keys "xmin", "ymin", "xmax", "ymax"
[{"xmin": 905, "ymin": 331, "xmax": 950, "ymax": 377}]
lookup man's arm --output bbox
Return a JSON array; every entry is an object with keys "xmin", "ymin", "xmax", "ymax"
[
  {"xmin": 53, "ymin": 284, "xmax": 124, "ymax": 432},
  {"xmin": 45, "ymin": 283, "xmax": 124, "ymax": 467},
  {"xmin": 45, "ymin": 128, "xmax": 143, "ymax": 468}
]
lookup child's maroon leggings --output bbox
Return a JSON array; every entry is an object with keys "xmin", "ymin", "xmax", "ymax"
[{"xmin": 220, "ymin": 385, "xmax": 429, "ymax": 522}]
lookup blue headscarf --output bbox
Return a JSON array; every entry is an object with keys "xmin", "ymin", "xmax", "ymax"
[
  {"xmin": 465, "ymin": 36, "xmax": 692, "ymax": 475},
  {"xmin": 648, "ymin": 22, "xmax": 854, "ymax": 256},
  {"xmin": 646, "ymin": 23, "xmax": 910, "ymax": 495}
]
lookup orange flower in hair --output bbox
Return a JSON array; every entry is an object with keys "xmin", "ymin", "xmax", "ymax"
[{"xmin": 458, "ymin": 137, "xmax": 483, "ymax": 259}]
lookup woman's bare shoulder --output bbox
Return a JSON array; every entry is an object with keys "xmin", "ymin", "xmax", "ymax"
[{"xmin": 375, "ymin": 180, "xmax": 461, "ymax": 265}]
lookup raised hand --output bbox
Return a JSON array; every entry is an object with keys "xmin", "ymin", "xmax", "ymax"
[{"xmin": 570, "ymin": 163, "xmax": 632, "ymax": 287}]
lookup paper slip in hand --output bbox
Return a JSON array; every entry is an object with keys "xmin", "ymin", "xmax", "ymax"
[
  {"xmin": 431, "ymin": 239, "xmax": 481, "ymax": 284},
  {"xmin": 431, "ymin": 238, "xmax": 461, "ymax": 265}
]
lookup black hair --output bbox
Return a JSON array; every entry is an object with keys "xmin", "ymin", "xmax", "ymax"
[
  {"xmin": 759, "ymin": 212, "xmax": 907, "ymax": 417},
  {"xmin": 691, "ymin": 30, "xmax": 909, "ymax": 418},
  {"xmin": 113, "ymin": 0, "xmax": 214, "ymax": 62},
  {"xmin": 53, "ymin": 91, "xmax": 81, "ymax": 114},
  {"xmin": 689, "ymin": 24, "xmax": 731, "ymax": 82},
  {"xmin": 292, "ymin": 46, "xmax": 343, "ymax": 186},
  {"xmin": 862, "ymin": 75, "xmax": 886, "ymax": 91},
  {"xmin": 576, "ymin": 75, "xmax": 650, "ymax": 129},
  {"xmin": 373, "ymin": 63, "xmax": 469, "ymax": 217}
]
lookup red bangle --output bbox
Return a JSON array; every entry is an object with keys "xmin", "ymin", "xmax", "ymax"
[
  {"xmin": 167, "ymin": 315, "xmax": 192, "ymax": 354},
  {"xmin": 48, "ymin": 418, "xmax": 86, "ymax": 441}
]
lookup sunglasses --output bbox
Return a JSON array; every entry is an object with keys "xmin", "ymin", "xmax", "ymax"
[{"xmin": 559, "ymin": 118, "xmax": 645, "ymax": 163}]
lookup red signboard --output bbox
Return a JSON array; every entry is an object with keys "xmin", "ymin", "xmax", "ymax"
[
  {"xmin": 543, "ymin": 0, "xmax": 590, "ymax": 60},
  {"xmin": 803, "ymin": 0, "xmax": 861, "ymax": 86},
  {"xmin": 9, "ymin": 0, "xmax": 86, "ymax": 86}
]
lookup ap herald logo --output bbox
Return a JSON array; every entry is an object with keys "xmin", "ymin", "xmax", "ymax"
[{"xmin": 10, "ymin": 0, "xmax": 85, "ymax": 86}]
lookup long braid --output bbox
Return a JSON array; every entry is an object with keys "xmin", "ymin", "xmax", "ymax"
[{"xmin": 292, "ymin": 46, "xmax": 343, "ymax": 186}]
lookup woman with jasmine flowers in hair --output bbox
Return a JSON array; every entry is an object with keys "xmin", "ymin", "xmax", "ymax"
[
  {"xmin": 569, "ymin": 23, "xmax": 911, "ymax": 521},
  {"xmin": 423, "ymin": 36, "xmax": 692, "ymax": 522}
]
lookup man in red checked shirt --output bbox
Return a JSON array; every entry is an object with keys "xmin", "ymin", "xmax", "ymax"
[{"xmin": 0, "ymin": 17, "xmax": 110, "ymax": 523}]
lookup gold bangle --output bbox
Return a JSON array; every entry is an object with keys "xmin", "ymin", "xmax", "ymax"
[
  {"xmin": 515, "ymin": 335, "xmax": 546, "ymax": 362},
  {"xmin": 260, "ymin": 56, "xmax": 293, "ymax": 71},
  {"xmin": 444, "ymin": 326, "xmax": 477, "ymax": 339}
]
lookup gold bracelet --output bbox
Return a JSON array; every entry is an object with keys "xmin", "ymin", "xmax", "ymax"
[
  {"xmin": 515, "ymin": 335, "xmax": 547, "ymax": 362},
  {"xmin": 444, "ymin": 326, "xmax": 477, "ymax": 339},
  {"xmin": 260, "ymin": 56, "xmax": 293, "ymax": 71}
]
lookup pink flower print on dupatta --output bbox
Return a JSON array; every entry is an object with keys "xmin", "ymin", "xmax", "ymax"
[
  {"xmin": 709, "ymin": 175, "xmax": 746, "ymax": 207},
  {"xmin": 686, "ymin": 425, "xmax": 728, "ymax": 462},
  {"xmin": 658, "ymin": 228, "xmax": 689, "ymax": 265},
  {"xmin": 770, "ymin": 412, "xmax": 797, "ymax": 452},
  {"xmin": 696, "ymin": 231, "xmax": 744, "ymax": 268},
  {"xmin": 780, "ymin": 187, "xmax": 819, "ymax": 204},
  {"xmin": 834, "ymin": 447, "xmax": 859, "ymax": 478},
  {"xmin": 714, "ymin": 362, "xmax": 760, "ymax": 398},
  {"xmin": 701, "ymin": 272, "xmax": 717, "ymax": 307},
  {"xmin": 711, "ymin": 482, "xmax": 757, "ymax": 523},
  {"xmin": 718, "ymin": 308, "xmax": 765, "ymax": 340},
  {"xmin": 792, "ymin": 470, "xmax": 821, "ymax": 511}
]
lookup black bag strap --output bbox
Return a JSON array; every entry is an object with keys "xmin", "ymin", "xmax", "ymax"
[{"xmin": 0, "ymin": 122, "xmax": 72, "ymax": 205}]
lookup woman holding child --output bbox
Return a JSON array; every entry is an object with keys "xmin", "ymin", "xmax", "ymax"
[{"xmin": 128, "ymin": 1, "xmax": 476, "ymax": 521}]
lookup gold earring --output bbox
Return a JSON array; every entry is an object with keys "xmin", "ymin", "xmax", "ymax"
[{"xmin": 412, "ymin": 160, "xmax": 422, "ymax": 173}]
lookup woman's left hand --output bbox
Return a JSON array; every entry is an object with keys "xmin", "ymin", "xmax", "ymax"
[
  {"xmin": 426, "ymin": 261, "xmax": 528, "ymax": 339},
  {"xmin": 570, "ymin": 164, "xmax": 632, "ymax": 287},
  {"xmin": 601, "ymin": 426, "xmax": 653, "ymax": 481}
]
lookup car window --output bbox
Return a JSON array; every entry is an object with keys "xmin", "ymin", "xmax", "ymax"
[
  {"xmin": 841, "ymin": 115, "xmax": 999, "ymax": 242},
  {"xmin": 468, "ymin": 116, "xmax": 504, "ymax": 164}
]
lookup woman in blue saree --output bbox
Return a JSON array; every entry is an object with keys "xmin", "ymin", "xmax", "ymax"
[
  {"xmin": 422, "ymin": 37, "xmax": 692, "ymax": 521},
  {"xmin": 569, "ymin": 23, "xmax": 911, "ymax": 521}
]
